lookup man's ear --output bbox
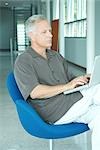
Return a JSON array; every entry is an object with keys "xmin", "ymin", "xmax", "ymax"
[
  {"xmin": 28, "ymin": 32, "xmax": 36, "ymax": 41},
  {"xmin": 28, "ymin": 32, "xmax": 33, "ymax": 38}
]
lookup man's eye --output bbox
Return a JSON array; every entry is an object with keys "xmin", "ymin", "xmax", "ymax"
[
  {"xmin": 41, "ymin": 30, "xmax": 52, "ymax": 34},
  {"xmin": 49, "ymin": 30, "xmax": 52, "ymax": 33},
  {"xmin": 42, "ymin": 31, "xmax": 46, "ymax": 33}
]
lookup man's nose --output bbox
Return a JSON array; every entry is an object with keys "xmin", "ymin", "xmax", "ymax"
[{"xmin": 47, "ymin": 31, "xmax": 53, "ymax": 37}]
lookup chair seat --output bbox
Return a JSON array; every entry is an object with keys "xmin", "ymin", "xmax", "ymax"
[{"xmin": 16, "ymin": 99, "xmax": 89, "ymax": 139}]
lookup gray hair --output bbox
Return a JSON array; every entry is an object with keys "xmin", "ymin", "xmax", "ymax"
[{"xmin": 25, "ymin": 14, "xmax": 46, "ymax": 37}]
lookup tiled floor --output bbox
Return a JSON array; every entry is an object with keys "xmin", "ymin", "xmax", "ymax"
[{"xmin": 0, "ymin": 52, "xmax": 91, "ymax": 150}]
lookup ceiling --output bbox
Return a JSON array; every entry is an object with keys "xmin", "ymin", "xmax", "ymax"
[{"xmin": 0, "ymin": 0, "xmax": 42, "ymax": 8}]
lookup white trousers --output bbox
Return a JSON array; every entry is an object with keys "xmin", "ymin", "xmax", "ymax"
[{"xmin": 55, "ymin": 84, "xmax": 100, "ymax": 150}]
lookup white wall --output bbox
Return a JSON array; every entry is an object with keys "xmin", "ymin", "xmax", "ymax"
[
  {"xmin": 0, "ymin": 7, "xmax": 13, "ymax": 51},
  {"xmin": 65, "ymin": 38, "xmax": 86, "ymax": 67}
]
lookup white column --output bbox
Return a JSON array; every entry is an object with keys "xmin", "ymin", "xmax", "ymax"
[
  {"xmin": 53, "ymin": 0, "xmax": 59, "ymax": 19},
  {"xmin": 46, "ymin": 0, "xmax": 50, "ymax": 22},
  {"xmin": 10, "ymin": 38, "xmax": 14, "ymax": 69},
  {"xmin": 87, "ymin": 0, "xmax": 95, "ymax": 73},
  {"xmin": 53, "ymin": 0, "xmax": 57, "ymax": 19},
  {"xmin": 10, "ymin": 38, "xmax": 13, "ymax": 57},
  {"xmin": 37, "ymin": 0, "xmax": 41, "ymax": 14},
  {"xmin": 59, "ymin": 0, "xmax": 65, "ymax": 57}
]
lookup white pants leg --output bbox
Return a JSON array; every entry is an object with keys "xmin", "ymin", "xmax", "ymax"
[
  {"xmin": 75, "ymin": 105, "xmax": 100, "ymax": 150},
  {"xmin": 92, "ymin": 84, "xmax": 100, "ymax": 105},
  {"xmin": 55, "ymin": 84, "xmax": 100, "ymax": 124},
  {"xmin": 55, "ymin": 84, "xmax": 100, "ymax": 150},
  {"xmin": 89, "ymin": 115, "xmax": 100, "ymax": 150},
  {"xmin": 55, "ymin": 84, "xmax": 100, "ymax": 125}
]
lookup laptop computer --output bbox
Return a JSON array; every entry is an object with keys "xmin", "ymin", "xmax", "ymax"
[{"xmin": 64, "ymin": 55, "xmax": 100, "ymax": 95}]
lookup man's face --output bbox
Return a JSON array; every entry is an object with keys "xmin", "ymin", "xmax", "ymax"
[{"xmin": 31, "ymin": 20, "xmax": 53, "ymax": 49}]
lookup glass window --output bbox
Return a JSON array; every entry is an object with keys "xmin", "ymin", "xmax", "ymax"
[
  {"xmin": 64, "ymin": 0, "xmax": 87, "ymax": 37},
  {"xmin": 16, "ymin": 20, "xmax": 30, "ymax": 51},
  {"xmin": 17, "ymin": 21, "xmax": 26, "ymax": 51}
]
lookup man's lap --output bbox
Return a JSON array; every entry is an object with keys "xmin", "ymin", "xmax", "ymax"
[{"xmin": 55, "ymin": 84, "xmax": 100, "ymax": 125}]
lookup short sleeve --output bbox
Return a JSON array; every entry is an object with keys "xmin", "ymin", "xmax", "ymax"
[{"xmin": 14, "ymin": 54, "xmax": 39, "ymax": 100}]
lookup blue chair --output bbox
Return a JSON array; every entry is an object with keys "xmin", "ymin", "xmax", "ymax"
[{"xmin": 6, "ymin": 72, "xmax": 89, "ymax": 150}]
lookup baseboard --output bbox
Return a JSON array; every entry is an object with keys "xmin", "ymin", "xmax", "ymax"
[{"xmin": 0, "ymin": 49, "xmax": 10, "ymax": 52}]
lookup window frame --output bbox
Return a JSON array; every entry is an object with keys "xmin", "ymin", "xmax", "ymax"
[{"xmin": 64, "ymin": 0, "xmax": 87, "ymax": 38}]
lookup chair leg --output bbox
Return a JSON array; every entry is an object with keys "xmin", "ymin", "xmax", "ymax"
[{"xmin": 49, "ymin": 139, "xmax": 53, "ymax": 150}]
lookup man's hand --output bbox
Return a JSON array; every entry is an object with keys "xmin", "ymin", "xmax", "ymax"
[
  {"xmin": 67, "ymin": 74, "xmax": 90, "ymax": 90},
  {"xmin": 84, "ymin": 74, "xmax": 91, "ymax": 80}
]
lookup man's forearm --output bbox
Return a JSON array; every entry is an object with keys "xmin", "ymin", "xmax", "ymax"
[
  {"xmin": 30, "ymin": 84, "xmax": 68, "ymax": 99},
  {"xmin": 30, "ymin": 75, "xmax": 90, "ymax": 99}
]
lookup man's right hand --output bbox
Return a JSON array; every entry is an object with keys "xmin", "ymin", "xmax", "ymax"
[{"xmin": 67, "ymin": 75, "xmax": 89, "ymax": 90}]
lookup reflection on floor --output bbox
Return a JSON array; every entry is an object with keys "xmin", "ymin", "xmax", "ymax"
[{"xmin": 0, "ymin": 52, "xmax": 91, "ymax": 150}]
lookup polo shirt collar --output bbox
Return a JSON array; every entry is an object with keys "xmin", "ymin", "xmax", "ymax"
[{"xmin": 26, "ymin": 46, "xmax": 56, "ymax": 59}]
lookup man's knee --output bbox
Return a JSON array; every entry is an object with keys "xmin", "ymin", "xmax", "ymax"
[
  {"xmin": 92, "ymin": 84, "xmax": 100, "ymax": 105},
  {"xmin": 89, "ymin": 115, "xmax": 100, "ymax": 130}
]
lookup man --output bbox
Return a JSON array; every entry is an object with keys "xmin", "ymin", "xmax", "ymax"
[{"xmin": 14, "ymin": 15, "xmax": 100, "ymax": 150}]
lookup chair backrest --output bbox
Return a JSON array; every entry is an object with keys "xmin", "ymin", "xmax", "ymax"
[
  {"xmin": 6, "ymin": 72, "xmax": 49, "ymax": 138},
  {"xmin": 6, "ymin": 72, "xmax": 24, "ymax": 103}
]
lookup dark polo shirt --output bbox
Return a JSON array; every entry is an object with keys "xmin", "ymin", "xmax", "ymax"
[{"xmin": 14, "ymin": 47, "xmax": 83, "ymax": 123}]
